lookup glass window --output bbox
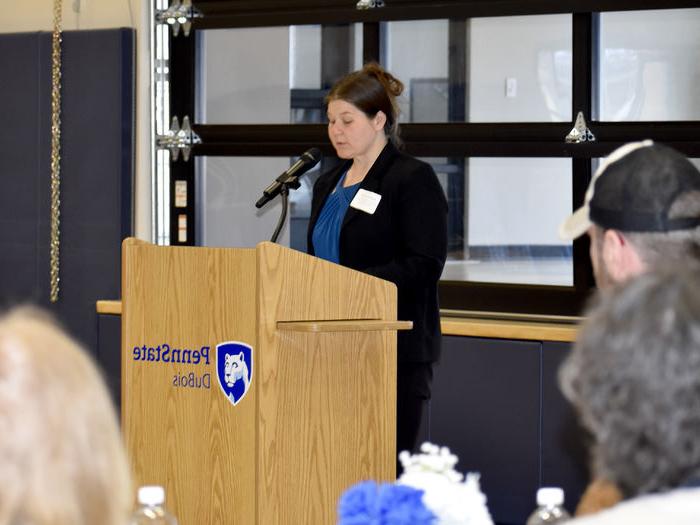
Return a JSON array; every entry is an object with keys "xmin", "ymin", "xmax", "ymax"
[
  {"xmin": 196, "ymin": 24, "xmax": 362, "ymax": 124},
  {"xmin": 382, "ymin": 15, "xmax": 572, "ymax": 123},
  {"xmin": 598, "ymin": 8, "xmax": 700, "ymax": 121},
  {"xmin": 382, "ymin": 20, "xmax": 450, "ymax": 122},
  {"xmin": 166, "ymin": 4, "xmax": 700, "ymax": 315},
  {"xmin": 444, "ymin": 157, "xmax": 573, "ymax": 286},
  {"xmin": 272, "ymin": 155, "xmax": 572, "ymax": 287},
  {"xmin": 195, "ymin": 156, "xmax": 323, "ymax": 248}
]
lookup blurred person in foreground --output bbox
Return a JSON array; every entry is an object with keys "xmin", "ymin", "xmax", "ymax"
[
  {"xmin": 558, "ymin": 140, "xmax": 700, "ymax": 514},
  {"xmin": 559, "ymin": 266, "xmax": 700, "ymax": 525},
  {"xmin": 307, "ymin": 63, "xmax": 448, "ymax": 463},
  {"xmin": 0, "ymin": 307, "xmax": 132, "ymax": 525}
]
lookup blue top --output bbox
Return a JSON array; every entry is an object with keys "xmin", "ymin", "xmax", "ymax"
[{"xmin": 312, "ymin": 172, "xmax": 362, "ymax": 264}]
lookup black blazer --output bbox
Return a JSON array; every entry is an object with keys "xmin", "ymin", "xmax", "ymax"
[{"xmin": 308, "ymin": 142, "xmax": 448, "ymax": 363}]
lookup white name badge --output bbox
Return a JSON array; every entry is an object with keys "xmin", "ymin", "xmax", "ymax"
[{"xmin": 350, "ymin": 189, "xmax": 382, "ymax": 215}]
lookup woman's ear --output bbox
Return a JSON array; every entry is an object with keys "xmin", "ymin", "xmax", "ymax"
[{"xmin": 373, "ymin": 110, "xmax": 387, "ymax": 131}]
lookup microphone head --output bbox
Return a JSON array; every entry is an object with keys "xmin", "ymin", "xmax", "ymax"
[{"xmin": 302, "ymin": 147, "xmax": 322, "ymax": 165}]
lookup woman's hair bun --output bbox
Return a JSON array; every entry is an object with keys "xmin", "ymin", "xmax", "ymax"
[{"xmin": 362, "ymin": 62, "xmax": 404, "ymax": 97}]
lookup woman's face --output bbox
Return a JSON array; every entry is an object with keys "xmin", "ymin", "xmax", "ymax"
[{"xmin": 327, "ymin": 99, "xmax": 386, "ymax": 160}]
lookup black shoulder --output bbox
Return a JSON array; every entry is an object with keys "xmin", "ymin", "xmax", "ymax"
[
  {"xmin": 392, "ymin": 155, "xmax": 447, "ymax": 208},
  {"xmin": 389, "ymin": 153, "xmax": 440, "ymax": 184},
  {"xmin": 386, "ymin": 151, "xmax": 433, "ymax": 177}
]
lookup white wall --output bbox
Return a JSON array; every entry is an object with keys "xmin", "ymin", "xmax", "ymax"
[
  {"xmin": 1, "ymin": 0, "xmax": 136, "ymax": 32},
  {"xmin": 1, "ymin": 0, "xmax": 152, "ymax": 242}
]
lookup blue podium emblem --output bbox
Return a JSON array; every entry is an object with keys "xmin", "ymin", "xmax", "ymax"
[{"xmin": 216, "ymin": 341, "xmax": 253, "ymax": 406}]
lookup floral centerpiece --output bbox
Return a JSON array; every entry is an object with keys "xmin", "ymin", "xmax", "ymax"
[{"xmin": 337, "ymin": 443, "xmax": 494, "ymax": 525}]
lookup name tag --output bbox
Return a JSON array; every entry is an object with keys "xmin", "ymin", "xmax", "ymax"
[{"xmin": 350, "ymin": 189, "xmax": 382, "ymax": 215}]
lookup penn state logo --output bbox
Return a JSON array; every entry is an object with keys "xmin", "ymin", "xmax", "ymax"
[{"xmin": 216, "ymin": 342, "xmax": 253, "ymax": 406}]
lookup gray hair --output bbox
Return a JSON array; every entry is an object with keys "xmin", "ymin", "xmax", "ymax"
[
  {"xmin": 624, "ymin": 190, "xmax": 700, "ymax": 268},
  {"xmin": 559, "ymin": 266, "xmax": 700, "ymax": 497}
]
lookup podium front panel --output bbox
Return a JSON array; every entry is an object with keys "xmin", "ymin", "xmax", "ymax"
[
  {"xmin": 122, "ymin": 242, "xmax": 257, "ymax": 525},
  {"xmin": 258, "ymin": 330, "xmax": 396, "ymax": 525},
  {"xmin": 256, "ymin": 242, "xmax": 398, "ymax": 524}
]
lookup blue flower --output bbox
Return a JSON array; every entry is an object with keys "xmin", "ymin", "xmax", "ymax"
[{"xmin": 338, "ymin": 480, "xmax": 436, "ymax": 525}]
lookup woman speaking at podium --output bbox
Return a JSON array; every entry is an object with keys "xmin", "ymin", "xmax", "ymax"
[{"xmin": 307, "ymin": 63, "xmax": 448, "ymax": 463}]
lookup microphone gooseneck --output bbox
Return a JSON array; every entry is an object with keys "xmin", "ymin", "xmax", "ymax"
[{"xmin": 255, "ymin": 148, "xmax": 322, "ymax": 209}]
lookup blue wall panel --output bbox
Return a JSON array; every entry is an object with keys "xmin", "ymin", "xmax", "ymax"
[
  {"xmin": 431, "ymin": 335, "xmax": 541, "ymax": 525},
  {"xmin": 0, "ymin": 28, "xmax": 134, "ymax": 355}
]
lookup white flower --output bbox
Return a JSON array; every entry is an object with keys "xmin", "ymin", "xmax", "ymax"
[{"xmin": 397, "ymin": 442, "xmax": 494, "ymax": 525}]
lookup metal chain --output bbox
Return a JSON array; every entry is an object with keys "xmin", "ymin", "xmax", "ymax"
[{"xmin": 49, "ymin": 0, "xmax": 63, "ymax": 302}]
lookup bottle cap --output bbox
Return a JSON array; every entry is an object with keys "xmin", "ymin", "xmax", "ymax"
[
  {"xmin": 536, "ymin": 487, "xmax": 564, "ymax": 506},
  {"xmin": 138, "ymin": 485, "xmax": 165, "ymax": 506}
]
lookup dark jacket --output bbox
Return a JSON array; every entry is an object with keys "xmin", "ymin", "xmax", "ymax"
[{"xmin": 308, "ymin": 142, "xmax": 448, "ymax": 363}]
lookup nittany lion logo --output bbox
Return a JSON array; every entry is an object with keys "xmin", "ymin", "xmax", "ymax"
[{"xmin": 216, "ymin": 342, "xmax": 253, "ymax": 406}]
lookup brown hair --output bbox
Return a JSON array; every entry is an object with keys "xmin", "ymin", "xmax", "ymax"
[
  {"xmin": 326, "ymin": 62, "xmax": 404, "ymax": 145},
  {"xmin": 0, "ymin": 307, "xmax": 132, "ymax": 525}
]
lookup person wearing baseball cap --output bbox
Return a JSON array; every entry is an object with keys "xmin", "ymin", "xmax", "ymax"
[
  {"xmin": 558, "ymin": 140, "xmax": 700, "ymax": 518},
  {"xmin": 559, "ymin": 140, "xmax": 700, "ymax": 288}
]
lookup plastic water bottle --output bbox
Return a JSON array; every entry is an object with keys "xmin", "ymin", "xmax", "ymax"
[
  {"xmin": 130, "ymin": 485, "xmax": 178, "ymax": 525},
  {"xmin": 525, "ymin": 487, "xmax": 571, "ymax": 525}
]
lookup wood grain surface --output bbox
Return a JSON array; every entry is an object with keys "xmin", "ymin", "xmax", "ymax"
[
  {"xmin": 122, "ymin": 239, "xmax": 257, "ymax": 525},
  {"xmin": 256, "ymin": 242, "xmax": 397, "ymax": 525},
  {"xmin": 122, "ymin": 239, "xmax": 399, "ymax": 525}
]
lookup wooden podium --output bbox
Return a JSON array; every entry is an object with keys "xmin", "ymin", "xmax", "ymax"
[{"xmin": 121, "ymin": 238, "xmax": 409, "ymax": 525}]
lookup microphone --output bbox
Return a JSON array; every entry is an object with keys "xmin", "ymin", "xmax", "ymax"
[{"xmin": 255, "ymin": 148, "xmax": 322, "ymax": 208}]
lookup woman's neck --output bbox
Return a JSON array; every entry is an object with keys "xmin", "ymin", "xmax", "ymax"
[{"xmin": 345, "ymin": 136, "xmax": 388, "ymax": 186}]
